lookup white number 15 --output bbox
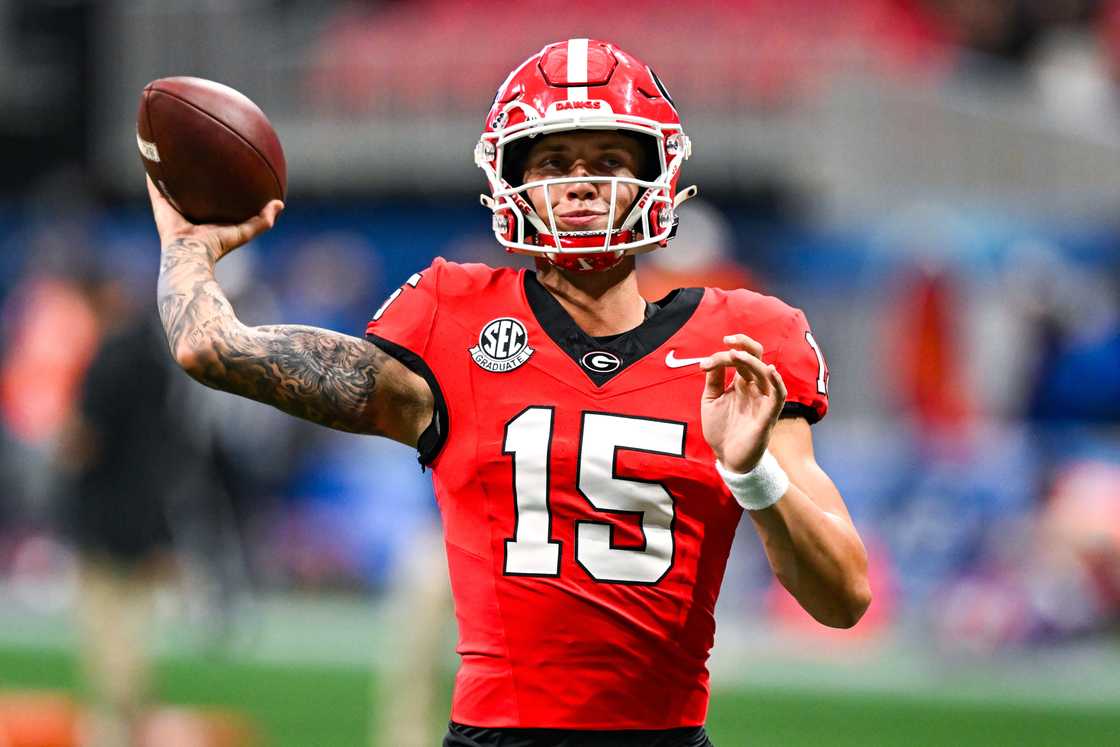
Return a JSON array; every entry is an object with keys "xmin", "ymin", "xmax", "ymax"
[{"xmin": 502, "ymin": 408, "xmax": 685, "ymax": 585}]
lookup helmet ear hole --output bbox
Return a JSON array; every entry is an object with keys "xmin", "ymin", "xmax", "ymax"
[
  {"xmin": 625, "ymin": 132, "xmax": 661, "ymax": 182},
  {"xmin": 502, "ymin": 139, "xmax": 533, "ymax": 186}
]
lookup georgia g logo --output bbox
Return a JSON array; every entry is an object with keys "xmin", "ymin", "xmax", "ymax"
[
  {"xmin": 581, "ymin": 350, "xmax": 621, "ymax": 373},
  {"xmin": 470, "ymin": 317, "xmax": 534, "ymax": 373}
]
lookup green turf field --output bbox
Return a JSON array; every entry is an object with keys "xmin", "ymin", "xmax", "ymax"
[{"xmin": 3, "ymin": 644, "xmax": 1118, "ymax": 746}]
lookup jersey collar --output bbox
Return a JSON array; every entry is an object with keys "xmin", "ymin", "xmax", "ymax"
[{"xmin": 523, "ymin": 270, "xmax": 703, "ymax": 387}]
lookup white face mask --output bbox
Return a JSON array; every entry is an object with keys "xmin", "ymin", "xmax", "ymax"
[{"xmin": 476, "ymin": 110, "xmax": 695, "ymax": 259}]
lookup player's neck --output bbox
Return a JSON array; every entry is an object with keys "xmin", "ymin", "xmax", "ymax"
[{"xmin": 533, "ymin": 256, "xmax": 646, "ymax": 337}]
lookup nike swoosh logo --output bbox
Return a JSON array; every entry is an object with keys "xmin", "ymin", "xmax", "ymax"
[{"xmin": 665, "ymin": 350, "xmax": 707, "ymax": 368}]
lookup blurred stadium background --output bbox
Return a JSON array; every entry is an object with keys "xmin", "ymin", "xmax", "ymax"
[{"xmin": 2, "ymin": 1, "xmax": 1120, "ymax": 745}]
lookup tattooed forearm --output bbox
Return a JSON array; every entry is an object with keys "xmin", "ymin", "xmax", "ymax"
[
  {"xmin": 156, "ymin": 238, "xmax": 420, "ymax": 436},
  {"xmin": 196, "ymin": 324, "xmax": 393, "ymax": 433},
  {"xmin": 157, "ymin": 238, "xmax": 234, "ymax": 358}
]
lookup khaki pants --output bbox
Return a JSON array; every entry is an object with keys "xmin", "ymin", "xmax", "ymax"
[
  {"xmin": 75, "ymin": 556, "xmax": 163, "ymax": 747},
  {"xmin": 375, "ymin": 527, "xmax": 452, "ymax": 747}
]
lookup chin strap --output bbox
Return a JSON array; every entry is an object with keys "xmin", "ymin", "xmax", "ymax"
[
  {"xmin": 546, "ymin": 250, "xmax": 626, "ymax": 273},
  {"xmin": 532, "ymin": 229, "xmax": 635, "ymax": 249}
]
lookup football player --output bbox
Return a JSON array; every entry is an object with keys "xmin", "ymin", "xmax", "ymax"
[{"xmin": 150, "ymin": 39, "xmax": 870, "ymax": 747}]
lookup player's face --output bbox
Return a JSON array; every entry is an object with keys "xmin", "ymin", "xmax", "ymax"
[{"xmin": 522, "ymin": 132, "xmax": 644, "ymax": 233}]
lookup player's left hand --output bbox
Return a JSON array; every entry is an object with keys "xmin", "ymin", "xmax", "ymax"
[{"xmin": 700, "ymin": 334, "xmax": 787, "ymax": 474}]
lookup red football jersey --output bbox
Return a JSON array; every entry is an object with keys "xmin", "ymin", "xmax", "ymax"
[{"xmin": 365, "ymin": 258, "xmax": 829, "ymax": 729}]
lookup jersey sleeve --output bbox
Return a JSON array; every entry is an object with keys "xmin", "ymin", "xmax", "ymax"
[
  {"xmin": 365, "ymin": 259, "xmax": 442, "ymax": 353},
  {"xmin": 364, "ymin": 258, "xmax": 449, "ymax": 465},
  {"xmin": 774, "ymin": 308, "xmax": 830, "ymax": 423}
]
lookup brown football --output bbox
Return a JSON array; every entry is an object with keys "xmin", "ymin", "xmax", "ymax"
[{"xmin": 137, "ymin": 77, "xmax": 286, "ymax": 225}]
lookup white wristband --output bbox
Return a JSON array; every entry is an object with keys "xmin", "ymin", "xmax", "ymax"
[{"xmin": 715, "ymin": 451, "xmax": 790, "ymax": 511}]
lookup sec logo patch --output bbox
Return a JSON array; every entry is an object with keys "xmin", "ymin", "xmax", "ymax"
[{"xmin": 470, "ymin": 317, "xmax": 534, "ymax": 372}]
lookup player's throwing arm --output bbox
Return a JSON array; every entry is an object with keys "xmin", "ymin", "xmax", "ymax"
[
  {"xmin": 137, "ymin": 79, "xmax": 432, "ymax": 443},
  {"xmin": 148, "ymin": 178, "xmax": 432, "ymax": 444}
]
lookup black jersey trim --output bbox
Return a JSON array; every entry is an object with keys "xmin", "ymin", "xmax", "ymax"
[
  {"xmin": 365, "ymin": 333, "xmax": 449, "ymax": 467},
  {"xmin": 444, "ymin": 721, "xmax": 712, "ymax": 747},
  {"xmin": 780, "ymin": 401, "xmax": 822, "ymax": 424},
  {"xmin": 523, "ymin": 271, "xmax": 704, "ymax": 387}
]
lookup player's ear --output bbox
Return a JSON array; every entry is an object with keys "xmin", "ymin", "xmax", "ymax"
[{"xmin": 625, "ymin": 132, "xmax": 658, "ymax": 181}]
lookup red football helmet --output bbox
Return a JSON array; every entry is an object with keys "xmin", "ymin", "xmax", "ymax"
[{"xmin": 476, "ymin": 39, "xmax": 696, "ymax": 272}]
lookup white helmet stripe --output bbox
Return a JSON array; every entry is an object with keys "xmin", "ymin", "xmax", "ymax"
[{"xmin": 567, "ymin": 38, "xmax": 588, "ymax": 101}]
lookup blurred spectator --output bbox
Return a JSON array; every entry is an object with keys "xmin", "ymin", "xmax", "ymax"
[
  {"xmin": 52, "ymin": 263, "xmax": 272, "ymax": 746},
  {"xmin": 1004, "ymin": 243, "xmax": 1120, "ymax": 424},
  {"xmin": 0, "ymin": 263, "xmax": 120, "ymax": 602},
  {"xmin": 0, "ymin": 268, "xmax": 108, "ymax": 447},
  {"xmin": 884, "ymin": 266, "xmax": 973, "ymax": 436},
  {"xmin": 374, "ymin": 521, "xmax": 451, "ymax": 747},
  {"xmin": 53, "ymin": 307, "xmax": 187, "ymax": 746},
  {"xmin": 935, "ymin": 456, "xmax": 1120, "ymax": 650},
  {"xmin": 1040, "ymin": 459, "xmax": 1120, "ymax": 630}
]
